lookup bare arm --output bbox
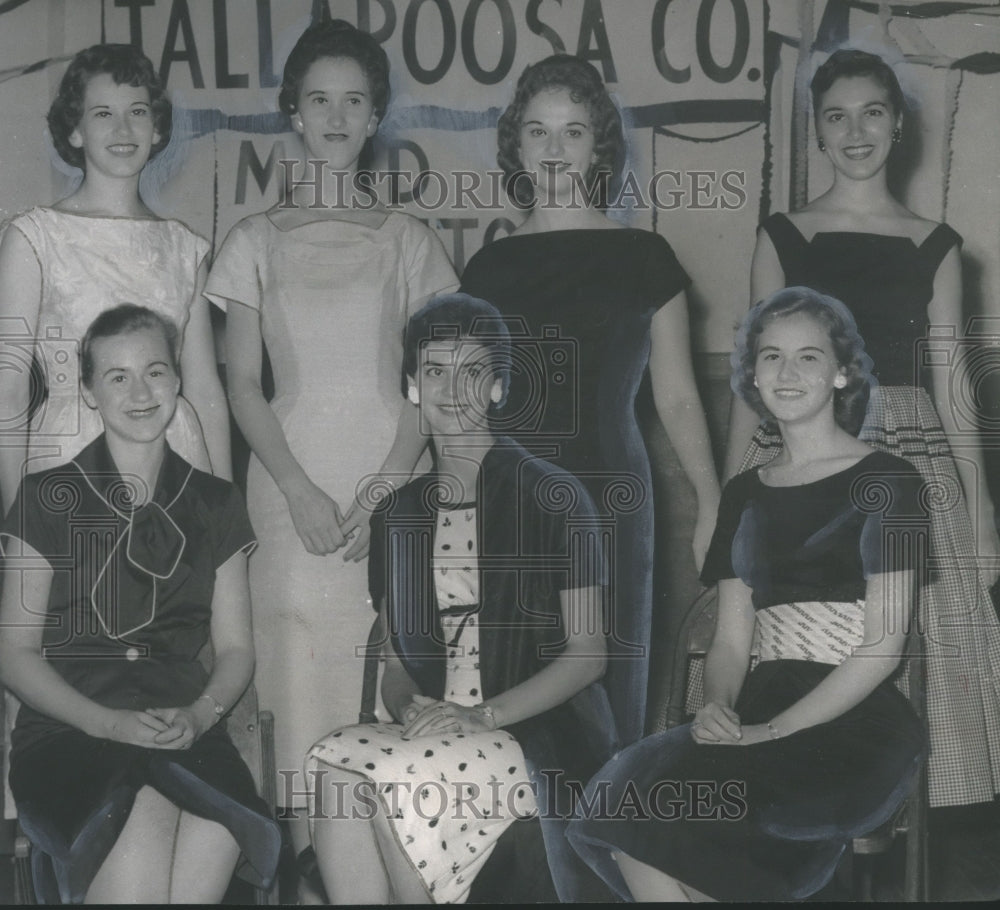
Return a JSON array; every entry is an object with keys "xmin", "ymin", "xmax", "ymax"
[
  {"xmin": 926, "ymin": 245, "xmax": 999, "ymax": 586},
  {"xmin": 765, "ymin": 570, "xmax": 912, "ymax": 738},
  {"xmin": 479, "ymin": 584, "xmax": 607, "ymax": 727},
  {"xmin": 691, "ymin": 577, "xmax": 756, "ymax": 742},
  {"xmin": 0, "ymin": 228, "xmax": 42, "ymax": 514},
  {"xmin": 696, "ymin": 568, "xmax": 913, "ymax": 745},
  {"xmin": 224, "ymin": 299, "xmax": 345, "ymax": 555},
  {"xmin": 402, "ymin": 584, "xmax": 607, "ymax": 737},
  {"xmin": 339, "ymin": 404, "xmax": 429, "ymax": 562},
  {"xmin": 722, "ymin": 229, "xmax": 785, "ymax": 480},
  {"xmin": 649, "ymin": 293, "xmax": 721, "ymax": 570},
  {"xmin": 0, "ymin": 543, "xmax": 169, "ymax": 745},
  {"xmin": 378, "ymin": 601, "xmax": 423, "ymax": 723},
  {"xmin": 152, "ymin": 550, "xmax": 256, "ymax": 745},
  {"xmin": 180, "ymin": 263, "xmax": 231, "ymax": 479}
]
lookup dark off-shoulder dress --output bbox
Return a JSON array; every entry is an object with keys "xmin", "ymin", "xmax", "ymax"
[
  {"xmin": 567, "ymin": 452, "xmax": 926, "ymax": 902},
  {"xmin": 461, "ymin": 229, "xmax": 691, "ymax": 746}
]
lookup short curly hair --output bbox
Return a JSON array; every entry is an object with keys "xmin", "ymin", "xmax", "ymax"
[
  {"xmin": 731, "ymin": 286, "xmax": 875, "ymax": 436},
  {"xmin": 811, "ymin": 49, "xmax": 905, "ymax": 124},
  {"xmin": 278, "ymin": 19, "xmax": 390, "ymax": 120},
  {"xmin": 497, "ymin": 54, "xmax": 625, "ymax": 209},
  {"xmin": 48, "ymin": 44, "xmax": 171, "ymax": 171},
  {"xmin": 403, "ymin": 293, "xmax": 511, "ymax": 413},
  {"xmin": 80, "ymin": 304, "xmax": 179, "ymax": 389}
]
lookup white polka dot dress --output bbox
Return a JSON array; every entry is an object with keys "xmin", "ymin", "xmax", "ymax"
[{"xmin": 307, "ymin": 506, "xmax": 535, "ymax": 903}]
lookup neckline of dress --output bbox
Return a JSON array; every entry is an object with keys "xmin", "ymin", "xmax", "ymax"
[
  {"xmin": 498, "ymin": 226, "xmax": 641, "ymax": 241},
  {"xmin": 755, "ymin": 450, "xmax": 881, "ymax": 490},
  {"xmin": 41, "ymin": 205, "xmax": 165, "ymax": 224},
  {"xmin": 263, "ymin": 207, "xmax": 393, "ymax": 233},
  {"xmin": 777, "ymin": 212, "xmax": 942, "ymax": 250}
]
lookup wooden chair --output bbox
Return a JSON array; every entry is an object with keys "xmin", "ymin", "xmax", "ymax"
[{"xmin": 662, "ymin": 585, "xmax": 929, "ymax": 902}]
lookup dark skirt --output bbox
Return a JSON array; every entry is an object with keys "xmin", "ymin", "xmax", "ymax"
[
  {"xmin": 9, "ymin": 724, "xmax": 281, "ymax": 903},
  {"xmin": 567, "ymin": 660, "xmax": 926, "ymax": 901}
]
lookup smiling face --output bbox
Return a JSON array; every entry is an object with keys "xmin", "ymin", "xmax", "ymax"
[
  {"xmin": 519, "ymin": 88, "xmax": 597, "ymax": 202},
  {"xmin": 816, "ymin": 74, "xmax": 899, "ymax": 181},
  {"xmin": 291, "ymin": 55, "xmax": 378, "ymax": 172},
  {"xmin": 411, "ymin": 339, "xmax": 501, "ymax": 438},
  {"xmin": 754, "ymin": 312, "xmax": 847, "ymax": 428},
  {"xmin": 81, "ymin": 326, "xmax": 180, "ymax": 447},
  {"xmin": 68, "ymin": 73, "xmax": 159, "ymax": 178}
]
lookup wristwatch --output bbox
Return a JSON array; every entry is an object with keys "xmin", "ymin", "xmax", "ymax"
[
  {"xmin": 197, "ymin": 692, "xmax": 226, "ymax": 718},
  {"xmin": 475, "ymin": 703, "xmax": 497, "ymax": 730}
]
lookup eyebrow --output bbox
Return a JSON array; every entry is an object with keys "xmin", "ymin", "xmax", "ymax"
[
  {"xmin": 822, "ymin": 100, "xmax": 888, "ymax": 113},
  {"xmin": 758, "ymin": 345, "xmax": 827, "ymax": 353},
  {"xmin": 101, "ymin": 360, "xmax": 170, "ymax": 377},
  {"xmin": 523, "ymin": 119, "xmax": 589, "ymax": 127},
  {"xmin": 305, "ymin": 88, "xmax": 368, "ymax": 97}
]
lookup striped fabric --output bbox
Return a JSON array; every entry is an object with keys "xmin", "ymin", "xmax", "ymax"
[
  {"xmin": 719, "ymin": 385, "xmax": 1000, "ymax": 808},
  {"xmin": 754, "ymin": 600, "xmax": 866, "ymax": 665}
]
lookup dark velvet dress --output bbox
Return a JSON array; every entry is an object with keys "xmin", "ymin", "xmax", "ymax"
[
  {"xmin": 743, "ymin": 213, "xmax": 1000, "ymax": 807},
  {"xmin": 567, "ymin": 452, "xmax": 926, "ymax": 902},
  {"xmin": 1, "ymin": 436, "xmax": 281, "ymax": 902},
  {"xmin": 460, "ymin": 229, "xmax": 691, "ymax": 746}
]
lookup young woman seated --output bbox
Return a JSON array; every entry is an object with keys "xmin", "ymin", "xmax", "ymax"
[
  {"xmin": 567, "ymin": 287, "xmax": 928, "ymax": 901},
  {"xmin": 0, "ymin": 304, "xmax": 280, "ymax": 904},
  {"xmin": 305, "ymin": 293, "xmax": 619, "ymax": 903}
]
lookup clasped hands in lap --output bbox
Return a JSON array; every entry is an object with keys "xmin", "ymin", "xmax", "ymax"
[
  {"xmin": 106, "ymin": 706, "xmax": 210, "ymax": 750},
  {"xmin": 690, "ymin": 701, "xmax": 773, "ymax": 746},
  {"xmin": 398, "ymin": 695, "xmax": 496, "ymax": 739}
]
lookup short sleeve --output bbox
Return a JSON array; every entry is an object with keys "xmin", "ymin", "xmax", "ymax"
[
  {"xmin": 186, "ymin": 226, "xmax": 211, "ymax": 273},
  {"xmin": 402, "ymin": 220, "xmax": 459, "ymax": 320},
  {"xmin": 3, "ymin": 211, "xmax": 45, "ymax": 266},
  {"xmin": 699, "ymin": 473, "xmax": 753, "ymax": 585},
  {"xmin": 203, "ymin": 218, "xmax": 264, "ymax": 312},
  {"xmin": 644, "ymin": 233, "xmax": 691, "ymax": 309},
  {"xmin": 858, "ymin": 460, "xmax": 926, "ymax": 578},
  {"xmin": 0, "ymin": 475, "xmax": 60, "ymax": 563},
  {"xmin": 211, "ymin": 483, "xmax": 257, "ymax": 567}
]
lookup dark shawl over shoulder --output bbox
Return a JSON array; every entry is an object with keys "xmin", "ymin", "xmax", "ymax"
[{"xmin": 368, "ymin": 438, "xmax": 619, "ymax": 900}]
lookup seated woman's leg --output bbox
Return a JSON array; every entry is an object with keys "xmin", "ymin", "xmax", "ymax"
[
  {"xmin": 84, "ymin": 785, "xmax": 177, "ymax": 904},
  {"xmin": 312, "ymin": 767, "xmax": 428, "ymax": 905},
  {"xmin": 614, "ymin": 852, "xmax": 713, "ymax": 902},
  {"xmin": 169, "ymin": 810, "xmax": 241, "ymax": 903}
]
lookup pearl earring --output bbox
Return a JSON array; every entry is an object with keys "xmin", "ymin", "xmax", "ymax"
[{"xmin": 817, "ymin": 138, "xmax": 826, "ymax": 152}]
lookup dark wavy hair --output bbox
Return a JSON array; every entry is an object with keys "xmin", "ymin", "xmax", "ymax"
[
  {"xmin": 278, "ymin": 19, "xmax": 390, "ymax": 120},
  {"xmin": 731, "ymin": 286, "xmax": 875, "ymax": 436},
  {"xmin": 811, "ymin": 49, "xmax": 905, "ymax": 124},
  {"xmin": 497, "ymin": 54, "xmax": 625, "ymax": 209},
  {"xmin": 403, "ymin": 293, "xmax": 511, "ymax": 413},
  {"xmin": 48, "ymin": 44, "xmax": 171, "ymax": 170},
  {"xmin": 81, "ymin": 304, "xmax": 179, "ymax": 388}
]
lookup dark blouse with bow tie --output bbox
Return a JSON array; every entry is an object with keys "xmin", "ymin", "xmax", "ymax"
[{"xmin": 2, "ymin": 435, "xmax": 256, "ymax": 751}]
